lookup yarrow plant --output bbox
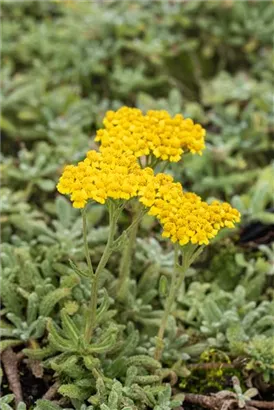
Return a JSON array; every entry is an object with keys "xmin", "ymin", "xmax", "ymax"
[{"xmin": 57, "ymin": 106, "xmax": 240, "ymax": 361}]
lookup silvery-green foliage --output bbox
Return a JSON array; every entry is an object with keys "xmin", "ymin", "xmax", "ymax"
[
  {"xmin": 214, "ymin": 376, "xmax": 258, "ymax": 409},
  {"xmin": 181, "ymin": 81, "xmax": 273, "ymax": 198},
  {"xmin": 0, "ymin": 238, "xmax": 79, "ymax": 349},
  {"xmin": 1, "ymin": 63, "xmax": 93, "ymax": 148},
  {"xmin": 135, "ymin": 238, "xmax": 174, "ymax": 273},
  {"xmin": 0, "ymin": 187, "xmax": 32, "ymax": 215},
  {"xmin": 48, "ymin": 381, "xmax": 182, "ymax": 410},
  {"xmin": 156, "ymin": 319, "xmax": 192, "ymax": 364},
  {"xmin": 34, "ymin": 399, "xmax": 100, "ymax": 410},
  {"xmin": 29, "ymin": 311, "xmax": 164, "ymax": 405},
  {"xmin": 245, "ymin": 336, "xmax": 274, "ymax": 383},
  {"xmin": 0, "ymin": 284, "xmax": 73, "ymax": 346},
  {"xmin": 234, "ymin": 252, "xmax": 270, "ymax": 300},
  {"xmin": 118, "ymin": 238, "xmax": 181, "ymax": 328},
  {"xmin": 232, "ymin": 163, "xmax": 274, "ymax": 225},
  {"xmin": 177, "ymin": 282, "xmax": 274, "ymax": 369},
  {"xmin": 259, "ymin": 244, "xmax": 274, "ymax": 275},
  {"xmin": 0, "ymin": 187, "xmax": 43, "ymax": 242},
  {"xmin": 37, "ymin": 198, "xmax": 107, "ymax": 260},
  {"xmin": 138, "ymin": 319, "xmax": 206, "ymax": 367},
  {"xmin": 205, "ymin": 241, "xmax": 273, "ymax": 299},
  {"xmin": 0, "ymin": 395, "xmax": 26, "ymax": 410},
  {"xmin": 1, "ymin": 243, "xmax": 42, "ymax": 290},
  {"xmin": 34, "ymin": 400, "xmax": 66, "ymax": 410},
  {"xmin": 153, "ymin": 385, "xmax": 183, "ymax": 410},
  {"xmin": 205, "ymin": 286, "xmax": 272, "ymax": 341},
  {"xmin": 2, "ymin": 143, "xmax": 60, "ymax": 193},
  {"xmin": 119, "ymin": 268, "xmax": 161, "ymax": 327}
]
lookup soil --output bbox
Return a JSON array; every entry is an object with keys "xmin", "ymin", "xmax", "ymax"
[
  {"xmin": 2, "ymin": 361, "xmax": 55, "ymax": 407},
  {"xmin": 20, "ymin": 362, "xmax": 54, "ymax": 406},
  {"xmin": 183, "ymin": 404, "xmax": 204, "ymax": 410}
]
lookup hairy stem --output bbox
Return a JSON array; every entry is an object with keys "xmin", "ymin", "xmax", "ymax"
[
  {"xmin": 117, "ymin": 202, "xmax": 143, "ymax": 301},
  {"xmin": 154, "ymin": 245, "xmax": 180, "ymax": 361},
  {"xmin": 154, "ymin": 245, "xmax": 196, "ymax": 361},
  {"xmin": 84, "ymin": 202, "xmax": 118, "ymax": 343},
  {"xmin": 82, "ymin": 208, "xmax": 94, "ymax": 276}
]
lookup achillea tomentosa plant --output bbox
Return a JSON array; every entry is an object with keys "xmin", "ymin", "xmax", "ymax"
[
  {"xmin": 42, "ymin": 107, "xmax": 241, "ymax": 406},
  {"xmin": 57, "ymin": 106, "xmax": 240, "ymax": 363}
]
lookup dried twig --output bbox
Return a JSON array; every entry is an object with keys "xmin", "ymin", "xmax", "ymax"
[
  {"xmin": 245, "ymin": 401, "xmax": 274, "ymax": 410},
  {"xmin": 1, "ymin": 347, "xmax": 23, "ymax": 405},
  {"xmin": 16, "ymin": 352, "xmax": 25, "ymax": 362},
  {"xmin": 188, "ymin": 362, "xmax": 238, "ymax": 371},
  {"xmin": 184, "ymin": 393, "xmax": 220, "ymax": 410},
  {"xmin": 42, "ymin": 381, "xmax": 60, "ymax": 401},
  {"xmin": 183, "ymin": 393, "xmax": 274, "ymax": 410},
  {"xmin": 28, "ymin": 358, "xmax": 44, "ymax": 379}
]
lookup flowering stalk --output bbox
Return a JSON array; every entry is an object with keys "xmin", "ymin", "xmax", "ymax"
[
  {"xmin": 154, "ymin": 245, "xmax": 180, "ymax": 361},
  {"xmin": 117, "ymin": 201, "xmax": 143, "ymax": 301},
  {"xmin": 82, "ymin": 207, "xmax": 94, "ymax": 277},
  {"xmin": 154, "ymin": 244, "xmax": 204, "ymax": 361},
  {"xmin": 56, "ymin": 106, "xmax": 241, "ymax": 352},
  {"xmin": 84, "ymin": 201, "xmax": 119, "ymax": 343}
]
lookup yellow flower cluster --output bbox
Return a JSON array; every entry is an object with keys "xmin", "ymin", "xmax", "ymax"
[
  {"xmin": 95, "ymin": 106, "xmax": 206, "ymax": 162},
  {"xmin": 57, "ymin": 106, "xmax": 240, "ymax": 246},
  {"xmin": 57, "ymin": 149, "xmax": 153, "ymax": 208},
  {"xmin": 139, "ymin": 173, "xmax": 241, "ymax": 245}
]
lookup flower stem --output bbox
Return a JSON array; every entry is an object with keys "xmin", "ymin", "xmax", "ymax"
[
  {"xmin": 117, "ymin": 201, "xmax": 143, "ymax": 301},
  {"xmin": 154, "ymin": 244, "xmax": 196, "ymax": 361},
  {"xmin": 82, "ymin": 208, "xmax": 94, "ymax": 276},
  {"xmin": 84, "ymin": 202, "xmax": 118, "ymax": 343},
  {"xmin": 154, "ymin": 245, "xmax": 180, "ymax": 361}
]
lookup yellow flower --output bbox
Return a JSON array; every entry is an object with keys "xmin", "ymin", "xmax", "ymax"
[
  {"xmin": 57, "ymin": 107, "xmax": 240, "ymax": 245},
  {"xmin": 138, "ymin": 173, "xmax": 241, "ymax": 246},
  {"xmin": 57, "ymin": 148, "xmax": 151, "ymax": 208},
  {"xmin": 95, "ymin": 106, "xmax": 206, "ymax": 163}
]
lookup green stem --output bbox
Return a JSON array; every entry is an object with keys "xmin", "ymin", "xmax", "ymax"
[
  {"xmin": 150, "ymin": 157, "xmax": 161, "ymax": 169},
  {"xmin": 84, "ymin": 202, "xmax": 118, "ymax": 343},
  {"xmin": 82, "ymin": 208, "xmax": 94, "ymax": 276},
  {"xmin": 154, "ymin": 245, "xmax": 180, "ymax": 361},
  {"xmin": 154, "ymin": 245, "xmax": 196, "ymax": 361},
  {"xmin": 159, "ymin": 161, "xmax": 169, "ymax": 173},
  {"xmin": 117, "ymin": 202, "xmax": 143, "ymax": 301}
]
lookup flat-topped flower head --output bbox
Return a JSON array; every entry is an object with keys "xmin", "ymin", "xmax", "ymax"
[
  {"xmin": 139, "ymin": 173, "xmax": 241, "ymax": 246},
  {"xmin": 57, "ymin": 148, "xmax": 151, "ymax": 208},
  {"xmin": 57, "ymin": 107, "xmax": 239, "ymax": 244},
  {"xmin": 95, "ymin": 106, "xmax": 206, "ymax": 163}
]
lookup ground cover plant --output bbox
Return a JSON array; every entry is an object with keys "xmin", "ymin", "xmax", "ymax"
[{"xmin": 1, "ymin": 1, "xmax": 274, "ymax": 409}]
